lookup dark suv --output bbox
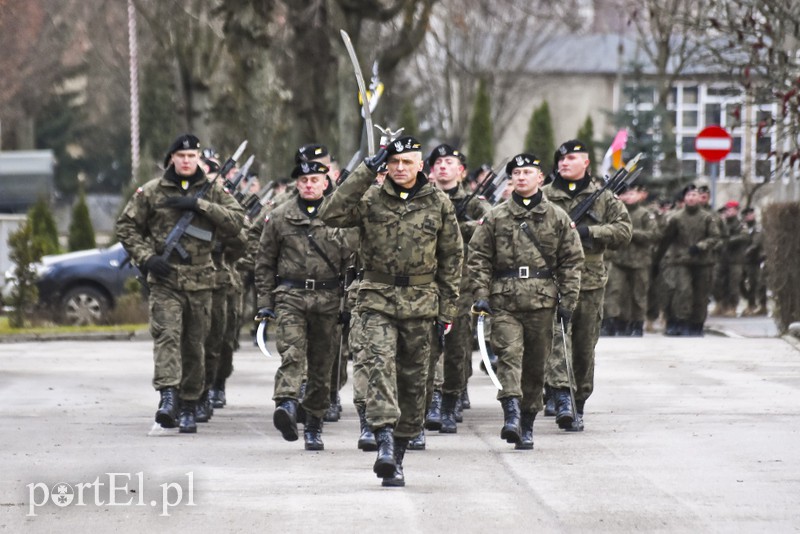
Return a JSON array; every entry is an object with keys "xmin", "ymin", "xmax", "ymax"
[{"xmin": 3, "ymin": 243, "xmax": 140, "ymax": 325}]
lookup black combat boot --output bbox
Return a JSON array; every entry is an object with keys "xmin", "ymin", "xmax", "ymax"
[
  {"xmin": 178, "ymin": 400, "xmax": 197, "ymax": 434},
  {"xmin": 304, "ymin": 414, "xmax": 324, "ymax": 451},
  {"xmin": 555, "ymin": 388, "xmax": 574, "ymax": 430},
  {"xmin": 664, "ymin": 319, "xmax": 683, "ymax": 336},
  {"xmin": 356, "ymin": 404, "xmax": 377, "ymax": 451},
  {"xmin": 323, "ymin": 391, "xmax": 340, "ymax": 422},
  {"xmin": 211, "ymin": 378, "xmax": 226, "ymax": 409},
  {"xmin": 296, "ymin": 382, "xmax": 307, "ymax": 423},
  {"xmin": 273, "ymin": 399, "xmax": 299, "ymax": 442},
  {"xmin": 439, "ymin": 393, "xmax": 458, "ymax": 433},
  {"xmin": 566, "ymin": 401, "xmax": 585, "ymax": 432},
  {"xmin": 543, "ymin": 385, "xmax": 556, "ymax": 417},
  {"xmin": 155, "ymin": 387, "xmax": 179, "ymax": 429},
  {"xmin": 407, "ymin": 429, "xmax": 426, "ymax": 450},
  {"xmin": 455, "ymin": 395, "xmax": 464, "ymax": 423},
  {"xmin": 630, "ymin": 321, "xmax": 644, "ymax": 337},
  {"xmin": 195, "ymin": 390, "xmax": 211, "ymax": 423},
  {"xmin": 373, "ymin": 426, "xmax": 396, "ymax": 478},
  {"xmin": 500, "ymin": 397, "xmax": 522, "ymax": 444},
  {"xmin": 600, "ymin": 317, "xmax": 617, "ymax": 336},
  {"xmin": 424, "ymin": 390, "xmax": 442, "ymax": 431},
  {"xmin": 460, "ymin": 389, "xmax": 471, "ymax": 409},
  {"xmin": 685, "ymin": 322, "xmax": 704, "ymax": 336},
  {"xmin": 515, "ymin": 412, "xmax": 536, "ymax": 450},
  {"xmin": 617, "ymin": 320, "xmax": 633, "ymax": 336},
  {"xmin": 382, "ymin": 438, "xmax": 408, "ymax": 487}
]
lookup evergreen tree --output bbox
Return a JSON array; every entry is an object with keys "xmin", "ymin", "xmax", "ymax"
[
  {"xmin": 28, "ymin": 197, "xmax": 60, "ymax": 256},
  {"xmin": 576, "ymin": 115, "xmax": 598, "ymax": 177},
  {"xmin": 7, "ymin": 220, "xmax": 45, "ymax": 328},
  {"xmin": 467, "ymin": 79, "xmax": 494, "ymax": 170},
  {"xmin": 524, "ymin": 101, "xmax": 555, "ymax": 176},
  {"xmin": 399, "ymin": 98, "xmax": 420, "ymax": 140},
  {"xmin": 68, "ymin": 189, "xmax": 96, "ymax": 251}
]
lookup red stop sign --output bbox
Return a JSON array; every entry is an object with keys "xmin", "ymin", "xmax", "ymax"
[{"xmin": 695, "ymin": 125, "xmax": 732, "ymax": 162}]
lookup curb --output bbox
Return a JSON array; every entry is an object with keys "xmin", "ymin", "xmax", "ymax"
[{"xmin": 0, "ymin": 330, "xmax": 151, "ymax": 343}]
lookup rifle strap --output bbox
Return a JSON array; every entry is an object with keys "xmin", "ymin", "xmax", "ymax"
[
  {"xmin": 518, "ymin": 221, "xmax": 560, "ymax": 294},
  {"xmin": 307, "ymin": 232, "xmax": 341, "ymax": 279}
]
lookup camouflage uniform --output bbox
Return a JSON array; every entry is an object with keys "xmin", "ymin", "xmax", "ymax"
[
  {"xmin": 542, "ymin": 176, "xmax": 632, "ymax": 415},
  {"xmin": 425, "ymin": 184, "xmax": 491, "ymax": 429},
  {"xmin": 319, "ymin": 162, "xmax": 463, "ymax": 440},
  {"xmin": 116, "ymin": 169, "xmax": 244, "ymax": 403},
  {"xmin": 656, "ymin": 204, "xmax": 722, "ymax": 334},
  {"xmin": 604, "ymin": 200, "xmax": 660, "ymax": 333},
  {"xmin": 712, "ymin": 214, "xmax": 748, "ymax": 314},
  {"xmin": 468, "ymin": 193, "xmax": 583, "ymax": 414},
  {"xmin": 254, "ymin": 197, "xmax": 353, "ymax": 420}
]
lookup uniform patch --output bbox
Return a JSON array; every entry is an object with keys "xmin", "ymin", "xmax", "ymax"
[
  {"xmin": 568, "ymin": 182, "xmax": 576, "ymax": 191},
  {"xmin": 135, "ymin": 187, "xmax": 143, "ymax": 195},
  {"xmin": 181, "ymin": 180, "xmax": 189, "ymax": 190},
  {"xmin": 478, "ymin": 217, "xmax": 485, "ymax": 225},
  {"xmin": 399, "ymin": 191, "xmax": 409, "ymax": 200},
  {"xmin": 570, "ymin": 222, "xmax": 576, "ymax": 228},
  {"xmin": 264, "ymin": 215, "xmax": 270, "ymax": 223}
]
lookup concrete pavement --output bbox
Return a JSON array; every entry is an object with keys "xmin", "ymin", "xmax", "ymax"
[{"xmin": 1, "ymin": 320, "xmax": 798, "ymax": 533}]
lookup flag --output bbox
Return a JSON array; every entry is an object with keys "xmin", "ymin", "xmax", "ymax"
[{"xmin": 600, "ymin": 128, "xmax": 628, "ymax": 178}]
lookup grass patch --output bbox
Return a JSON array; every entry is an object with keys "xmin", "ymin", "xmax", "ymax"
[{"xmin": 0, "ymin": 315, "xmax": 147, "ymax": 335}]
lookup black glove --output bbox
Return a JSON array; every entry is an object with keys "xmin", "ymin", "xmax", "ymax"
[
  {"xmin": 472, "ymin": 299, "xmax": 493, "ymax": 315},
  {"xmin": 577, "ymin": 225, "xmax": 591, "ymax": 239},
  {"xmin": 339, "ymin": 310, "xmax": 351, "ymax": 326},
  {"xmin": 557, "ymin": 306, "xmax": 572, "ymax": 325},
  {"xmin": 688, "ymin": 245, "xmax": 701, "ymax": 256},
  {"xmin": 144, "ymin": 256, "xmax": 172, "ymax": 278},
  {"xmin": 160, "ymin": 196, "xmax": 199, "ymax": 211},
  {"xmin": 254, "ymin": 307, "xmax": 276, "ymax": 321},
  {"xmin": 363, "ymin": 147, "xmax": 389, "ymax": 172}
]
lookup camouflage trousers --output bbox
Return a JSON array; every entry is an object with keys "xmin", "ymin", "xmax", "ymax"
[
  {"xmin": 712, "ymin": 261, "xmax": 745, "ymax": 310},
  {"xmin": 350, "ymin": 311, "xmax": 368, "ymax": 406},
  {"xmin": 605, "ymin": 264, "xmax": 650, "ymax": 322},
  {"xmin": 426, "ymin": 307, "xmax": 473, "ymax": 402},
  {"xmin": 546, "ymin": 287, "xmax": 604, "ymax": 406},
  {"xmin": 493, "ymin": 308, "xmax": 554, "ymax": 413},
  {"xmin": 662, "ymin": 264, "xmax": 713, "ymax": 324},
  {"xmin": 217, "ymin": 284, "xmax": 243, "ymax": 384},
  {"xmin": 273, "ymin": 293, "xmax": 339, "ymax": 419},
  {"xmin": 148, "ymin": 283, "xmax": 212, "ymax": 401},
  {"xmin": 204, "ymin": 284, "xmax": 228, "ymax": 389},
  {"xmin": 360, "ymin": 311, "xmax": 432, "ymax": 439},
  {"xmin": 329, "ymin": 323, "xmax": 348, "ymax": 394}
]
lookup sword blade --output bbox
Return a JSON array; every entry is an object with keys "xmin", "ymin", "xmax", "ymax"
[
  {"xmin": 256, "ymin": 320, "xmax": 273, "ymax": 358},
  {"xmin": 477, "ymin": 315, "xmax": 503, "ymax": 390},
  {"xmin": 340, "ymin": 30, "xmax": 375, "ymax": 156}
]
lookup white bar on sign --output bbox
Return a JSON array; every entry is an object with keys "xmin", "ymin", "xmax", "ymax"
[{"xmin": 696, "ymin": 138, "xmax": 732, "ymax": 150}]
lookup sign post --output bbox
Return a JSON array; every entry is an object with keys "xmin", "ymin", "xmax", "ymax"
[{"xmin": 695, "ymin": 125, "xmax": 733, "ymax": 207}]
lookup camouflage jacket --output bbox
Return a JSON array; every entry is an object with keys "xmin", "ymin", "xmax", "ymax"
[
  {"xmin": 657, "ymin": 206, "xmax": 722, "ymax": 266},
  {"xmin": 447, "ymin": 184, "xmax": 492, "ymax": 303},
  {"xmin": 611, "ymin": 202, "xmax": 660, "ymax": 269},
  {"xmin": 255, "ymin": 197, "xmax": 354, "ymax": 311},
  {"xmin": 468, "ymin": 196, "xmax": 584, "ymax": 313},
  {"xmin": 319, "ymin": 163, "xmax": 463, "ymax": 322},
  {"xmin": 543, "ymin": 178, "xmax": 632, "ymax": 290},
  {"xmin": 116, "ymin": 172, "xmax": 244, "ymax": 291},
  {"xmin": 722, "ymin": 216, "xmax": 750, "ymax": 264}
]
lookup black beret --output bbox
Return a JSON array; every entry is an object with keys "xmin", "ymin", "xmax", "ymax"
[
  {"xmin": 295, "ymin": 143, "xmax": 329, "ymax": 163},
  {"xmin": 291, "ymin": 160, "xmax": 330, "ymax": 179},
  {"xmin": 164, "ymin": 134, "xmax": 201, "ymax": 167},
  {"xmin": 386, "ymin": 136, "xmax": 422, "ymax": 156},
  {"xmin": 427, "ymin": 144, "xmax": 466, "ymax": 168},
  {"xmin": 506, "ymin": 153, "xmax": 542, "ymax": 175},
  {"xmin": 556, "ymin": 139, "xmax": 589, "ymax": 159}
]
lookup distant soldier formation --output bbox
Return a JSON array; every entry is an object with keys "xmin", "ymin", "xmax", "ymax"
[{"xmin": 116, "ymin": 131, "xmax": 768, "ymax": 488}]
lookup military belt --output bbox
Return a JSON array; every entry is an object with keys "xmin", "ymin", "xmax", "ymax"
[
  {"xmin": 279, "ymin": 277, "xmax": 340, "ymax": 290},
  {"xmin": 362, "ymin": 271, "xmax": 435, "ymax": 287},
  {"xmin": 493, "ymin": 267, "xmax": 553, "ymax": 280}
]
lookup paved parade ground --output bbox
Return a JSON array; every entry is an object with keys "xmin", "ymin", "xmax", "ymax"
[{"xmin": 1, "ymin": 320, "xmax": 799, "ymax": 533}]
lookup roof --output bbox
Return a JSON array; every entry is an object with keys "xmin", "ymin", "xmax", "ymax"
[{"xmin": 0, "ymin": 150, "xmax": 56, "ymax": 175}]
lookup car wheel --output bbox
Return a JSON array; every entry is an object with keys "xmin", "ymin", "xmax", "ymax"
[{"xmin": 61, "ymin": 286, "xmax": 110, "ymax": 326}]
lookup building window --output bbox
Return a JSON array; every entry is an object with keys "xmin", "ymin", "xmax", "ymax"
[
  {"xmin": 682, "ymin": 136, "xmax": 696, "ymax": 153},
  {"xmin": 683, "ymin": 86, "xmax": 699, "ymax": 104},
  {"xmin": 725, "ymin": 159, "xmax": 741, "ymax": 177},
  {"xmin": 682, "ymin": 110, "xmax": 699, "ymax": 128},
  {"xmin": 755, "ymin": 159, "xmax": 772, "ymax": 180},
  {"xmin": 704, "ymin": 103, "xmax": 722, "ymax": 127}
]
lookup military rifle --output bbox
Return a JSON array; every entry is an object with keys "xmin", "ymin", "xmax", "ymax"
[
  {"xmin": 159, "ymin": 140, "xmax": 247, "ymax": 263},
  {"xmin": 455, "ymin": 162, "xmax": 508, "ymax": 220},
  {"xmin": 227, "ymin": 154, "xmax": 255, "ymax": 203},
  {"xmin": 244, "ymin": 181, "xmax": 277, "ymax": 221},
  {"xmin": 568, "ymin": 152, "xmax": 643, "ymax": 224}
]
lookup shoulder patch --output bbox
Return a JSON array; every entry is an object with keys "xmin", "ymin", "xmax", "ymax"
[
  {"xmin": 264, "ymin": 215, "xmax": 270, "ymax": 224},
  {"xmin": 135, "ymin": 186, "xmax": 143, "ymax": 195},
  {"xmin": 570, "ymin": 222, "xmax": 576, "ymax": 228},
  {"xmin": 477, "ymin": 217, "xmax": 485, "ymax": 225},
  {"xmin": 477, "ymin": 195, "xmax": 487, "ymax": 201}
]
